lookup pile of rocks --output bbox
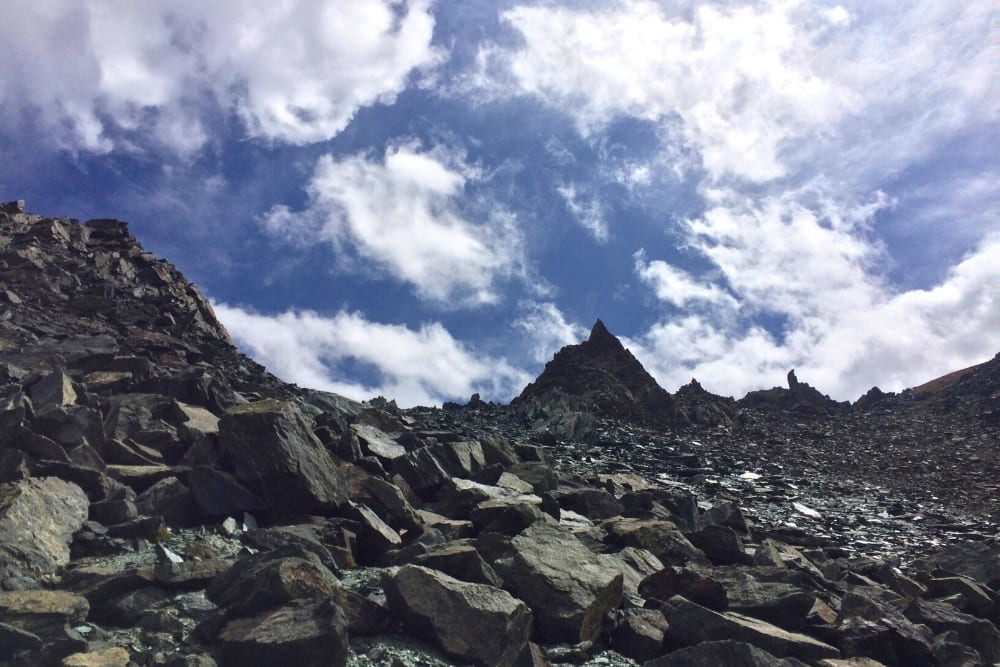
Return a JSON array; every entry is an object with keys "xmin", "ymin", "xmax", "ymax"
[{"xmin": 1, "ymin": 202, "xmax": 999, "ymax": 666}]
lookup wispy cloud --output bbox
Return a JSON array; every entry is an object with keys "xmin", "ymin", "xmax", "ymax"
[
  {"xmin": 514, "ymin": 301, "xmax": 590, "ymax": 363},
  {"xmin": 213, "ymin": 303, "xmax": 532, "ymax": 407},
  {"xmin": 262, "ymin": 140, "xmax": 527, "ymax": 306},
  {"xmin": 556, "ymin": 183, "xmax": 609, "ymax": 242}
]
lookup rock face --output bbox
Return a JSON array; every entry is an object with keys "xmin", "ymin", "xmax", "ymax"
[
  {"xmin": 0, "ymin": 477, "xmax": 89, "ymax": 574},
  {"xmin": 384, "ymin": 564, "xmax": 532, "ymax": 666},
  {"xmin": 498, "ymin": 521, "xmax": 623, "ymax": 643},
  {"xmin": 218, "ymin": 399, "xmax": 347, "ymax": 512},
  {"xmin": 513, "ymin": 319, "xmax": 679, "ymax": 432},
  {"xmin": 0, "ymin": 201, "xmax": 998, "ymax": 666}
]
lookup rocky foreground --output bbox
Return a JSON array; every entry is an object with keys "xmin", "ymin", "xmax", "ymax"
[{"xmin": 1, "ymin": 200, "xmax": 999, "ymax": 667}]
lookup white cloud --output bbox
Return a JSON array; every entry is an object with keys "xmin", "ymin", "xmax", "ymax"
[
  {"xmin": 0, "ymin": 1, "xmax": 442, "ymax": 153},
  {"xmin": 263, "ymin": 141, "xmax": 526, "ymax": 305},
  {"xmin": 630, "ymin": 192, "xmax": 1000, "ymax": 400},
  {"xmin": 470, "ymin": 1, "xmax": 997, "ymax": 188},
  {"xmin": 213, "ymin": 303, "xmax": 532, "ymax": 407},
  {"xmin": 556, "ymin": 183, "xmax": 609, "ymax": 242},
  {"xmin": 472, "ymin": 0, "xmax": 859, "ymax": 182},
  {"xmin": 634, "ymin": 249, "xmax": 737, "ymax": 308},
  {"xmin": 514, "ymin": 302, "xmax": 590, "ymax": 363}
]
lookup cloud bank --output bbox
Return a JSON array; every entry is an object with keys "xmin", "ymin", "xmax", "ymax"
[
  {"xmin": 213, "ymin": 303, "xmax": 531, "ymax": 407},
  {"xmin": 0, "ymin": 1, "xmax": 442, "ymax": 153}
]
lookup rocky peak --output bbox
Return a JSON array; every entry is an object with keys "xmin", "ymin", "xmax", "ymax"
[
  {"xmin": 512, "ymin": 319, "xmax": 679, "ymax": 431},
  {"xmin": 738, "ymin": 369, "xmax": 848, "ymax": 416},
  {"xmin": 585, "ymin": 318, "xmax": 620, "ymax": 351}
]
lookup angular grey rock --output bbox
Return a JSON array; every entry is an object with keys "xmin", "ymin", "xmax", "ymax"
[
  {"xmin": 610, "ymin": 607, "xmax": 668, "ymax": 661},
  {"xmin": 384, "ymin": 564, "xmax": 531, "ymax": 667},
  {"xmin": 218, "ymin": 598, "xmax": 349, "ymax": 667},
  {"xmin": 661, "ymin": 595, "xmax": 839, "ymax": 662},
  {"xmin": 218, "ymin": 399, "xmax": 347, "ymax": 512},
  {"xmin": 188, "ymin": 466, "xmax": 265, "ymax": 516},
  {"xmin": 351, "ymin": 423, "xmax": 406, "ymax": 460},
  {"xmin": 603, "ymin": 517, "xmax": 710, "ymax": 567},
  {"xmin": 441, "ymin": 440, "xmax": 487, "ymax": 477},
  {"xmin": 413, "ymin": 542, "xmax": 503, "ymax": 587},
  {"xmin": 645, "ymin": 639, "xmax": 803, "ymax": 666},
  {"xmin": 0, "ymin": 590, "xmax": 89, "ymax": 635},
  {"xmin": 711, "ymin": 566, "xmax": 818, "ymax": 631},
  {"xmin": 0, "ymin": 477, "xmax": 89, "ymax": 574},
  {"xmin": 360, "ymin": 475, "xmax": 423, "ymax": 534},
  {"xmin": 499, "ymin": 521, "xmax": 623, "ymax": 643},
  {"xmin": 685, "ymin": 525, "xmax": 754, "ymax": 566},
  {"xmin": 553, "ymin": 486, "xmax": 625, "ymax": 520},
  {"xmin": 135, "ymin": 476, "xmax": 200, "ymax": 526},
  {"xmin": 207, "ymin": 546, "xmax": 340, "ymax": 617},
  {"xmin": 392, "ymin": 444, "xmax": 452, "ymax": 498},
  {"xmin": 904, "ymin": 597, "xmax": 1000, "ymax": 662},
  {"xmin": 342, "ymin": 501, "xmax": 402, "ymax": 564}
]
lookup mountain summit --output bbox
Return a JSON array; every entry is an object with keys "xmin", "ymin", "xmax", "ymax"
[{"xmin": 513, "ymin": 318, "xmax": 679, "ymax": 429}]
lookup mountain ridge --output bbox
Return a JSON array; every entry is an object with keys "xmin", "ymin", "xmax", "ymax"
[{"xmin": 1, "ymin": 200, "xmax": 998, "ymax": 667}]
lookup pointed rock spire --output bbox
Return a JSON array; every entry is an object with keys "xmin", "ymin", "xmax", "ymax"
[{"xmin": 513, "ymin": 318, "xmax": 679, "ymax": 427}]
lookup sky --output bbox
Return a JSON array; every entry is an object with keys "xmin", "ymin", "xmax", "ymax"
[{"xmin": 1, "ymin": 0, "xmax": 997, "ymax": 407}]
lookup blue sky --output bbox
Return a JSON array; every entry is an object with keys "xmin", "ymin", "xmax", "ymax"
[{"xmin": 1, "ymin": 0, "xmax": 997, "ymax": 406}]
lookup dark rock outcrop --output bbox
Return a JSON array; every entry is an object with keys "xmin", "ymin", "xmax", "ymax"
[{"xmin": 513, "ymin": 319, "xmax": 680, "ymax": 432}]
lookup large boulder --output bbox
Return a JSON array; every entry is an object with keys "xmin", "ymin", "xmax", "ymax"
[
  {"xmin": 384, "ymin": 565, "xmax": 531, "ymax": 667},
  {"xmin": 497, "ymin": 521, "xmax": 623, "ymax": 643},
  {"xmin": 0, "ymin": 477, "xmax": 89, "ymax": 575},
  {"xmin": 207, "ymin": 546, "xmax": 340, "ymax": 617},
  {"xmin": 646, "ymin": 639, "xmax": 803, "ymax": 666},
  {"xmin": 661, "ymin": 595, "xmax": 839, "ymax": 662},
  {"xmin": 217, "ymin": 598, "xmax": 349, "ymax": 667},
  {"xmin": 218, "ymin": 400, "xmax": 347, "ymax": 512}
]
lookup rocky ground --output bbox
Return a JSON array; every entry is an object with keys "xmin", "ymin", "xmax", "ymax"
[{"xmin": 1, "ymin": 200, "xmax": 999, "ymax": 667}]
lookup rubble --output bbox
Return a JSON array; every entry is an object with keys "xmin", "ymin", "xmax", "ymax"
[{"xmin": 0, "ymin": 202, "xmax": 998, "ymax": 666}]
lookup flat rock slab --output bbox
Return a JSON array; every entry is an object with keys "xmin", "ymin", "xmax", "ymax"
[
  {"xmin": 352, "ymin": 423, "xmax": 406, "ymax": 460},
  {"xmin": 0, "ymin": 590, "xmax": 89, "ymax": 634},
  {"xmin": 218, "ymin": 598, "xmax": 349, "ymax": 667},
  {"xmin": 662, "ymin": 595, "xmax": 840, "ymax": 662},
  {"xmin": 384, "ymin": 564, "xmax": 531, "ymax": 667},
  {"xmin": 0, "ymin": 477, "xmax": 89, "ymax": 574},
  {"xmin": 219, "ymin": 399, "xmax": 347, "ymax": 512},
  {"xmin": 207, "ymin": 546, "xmax": 340, "ymax": 617},
  {"xmin": 646, "ymin": 639, "xmax": 803, "ymax": 666},
  {"xmin": 502, "ymin": 521, "xmax": 623, "ymax": 643}
]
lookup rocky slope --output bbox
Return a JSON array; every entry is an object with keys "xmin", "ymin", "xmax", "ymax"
[{"xmin": 1, "ymin": 200, "xmax": 999, "ymax": 667}]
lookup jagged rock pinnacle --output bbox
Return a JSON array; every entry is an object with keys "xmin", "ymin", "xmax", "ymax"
[{"xmin": 513, "ymin": 318, "xmax": 679, "ymax": 428}]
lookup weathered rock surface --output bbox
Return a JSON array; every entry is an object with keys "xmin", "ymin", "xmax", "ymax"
[
  {"xmin": 513, "ymin": 319, "xmax": 680, "ymax": 432},
  {"xmin": 497, "ymin": 521, "xmax": 623, "ymax": 643},
  {"xmin": 217, "ymin": 598, "xmax": 349, "ymax": 667},
  {"xmin": 218, "ymin": 399, "xmax": 347, "ymax": 512},
  {"xmin": 384, "ymin": 564, "xmax": 531, "ymax": 666},
  {"xmin": 644, "ymin": 639, "xmax": 802, "ymax": 666},
  {"xmin": 0, "ymin": 477, "xmax": 89, "ymax": 575},
  {"xmin": 661, "ymin": 595, "xmax": 840, "ymax": 662}
]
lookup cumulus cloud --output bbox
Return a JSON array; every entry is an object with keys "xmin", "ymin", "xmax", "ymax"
[
  {"xmin": 630, "ymin": 192, "xmax": 1000, "ymax": 400},
  {"xmin": 472, "ymin": 0, "xmax": 858, "ymax": 182},
  {"xmin": 470, "ymin": 1, "xmax": 997, "ymax": 187},
  {"xmin": 634, "ymin": 249, "xmax": 737, "ymax": 309},
  {"xmin": 0, "ymin": 1, "xmax": 442, "ymax": 153},
  {"xmin": 263, "ymin": 141, "xmax": 526, "ymax": 305},
  {"xmin": 213, "ymin": 303, "xmax": 532, "ymax": 407}
]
